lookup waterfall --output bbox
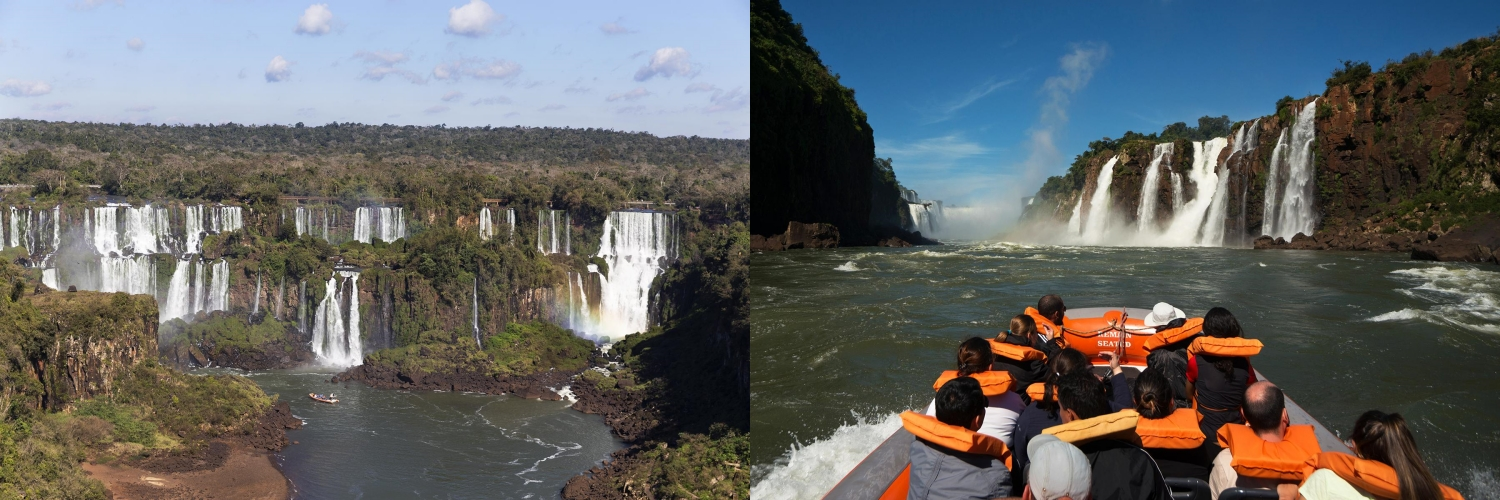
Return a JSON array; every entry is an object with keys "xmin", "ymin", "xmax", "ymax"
[
  {"xmin": 251, "ymin": 272, "xmax": 262, "ymax": 319},
  {"xmin": 1156, "ymin": 138, "xmax": 1230, "ymax": 246},
  {"xmin": 354, "ymin": 207, "xmax": 373, "ymax": 243},
  {"xmin": 1066, "ymin": 197, "xmax": 1083, "ymax": 236},
  {"xmin": 206, "ymin": 259, "xmax": 229, "ymax": 312},
  {"xmin": 538, "ymin": 209, "xmax": 570, "ymax": 255},
  {"xmin": 472, "ymin": 276, "xmax": 481, "ymax": 348},
  {"xmin": 1263, "ymin": 129, "xmax": 1289, "ymax": 237},
  {"xmin": 164, "ymin": 258, "xmax": 193, "ymax": 321},
  {"xmin": 354, "ymin": 207, "xmax": 405, "ymax": 243},
  {"xmin": 479, "ymin": 207, "xmax": 494, "ymax": 240},
  {"xmin": 1079, "ymin": 155, "xmax": 1119, "ymax": 244},
  {"xmin": 92, "ymin": 207, "xmax": 121, "ymax": 256},
  {"xmin": 8, "ymin": 208, "xmax": 19, "ymax": 249},
  {"xmin": 1137, "ymin": 143, "xmax": 1173, "ymax": 233},
  {"xmin": 294, "ymin": 206, "xmax": 308, "ymax": 237},
  {"xmin": 506, "ymin": 208, "xmax": 516, "ymax": 243},
  {"xmin": 99, "ymin": 255, "xmax": 156, "ymax": 295},
  {"xmin": 1265, "ymin": 100, "xmax": 1320, "ymax": 239},
  {"xmin": 184, "ymin": 205, "xmax": 204, "ymax": 254},
  {"xmin": 312, "ymin": 272, "xmax": 363, "ymax": 367},
  {"xmin": 191, "ymin": 259, "xmax": 205, "ymax": 315},
  {"xmin": 574, "ymin": 210, "xmax": 677, "ymax": 340}
]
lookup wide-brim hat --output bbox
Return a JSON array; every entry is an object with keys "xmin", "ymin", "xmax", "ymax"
[{"xmin": 1143, "ymin": 302, "xmax": 1186, "ymax": 328}]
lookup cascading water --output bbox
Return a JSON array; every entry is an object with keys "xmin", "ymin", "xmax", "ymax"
[
  {"xmin": 1159, "ymin": 138, "xmax": 1230, "ymax": 246},
  {"xmin": 354, "ymin": 207, "xmax": 406, "ymax": 243},
  {"xmin": 312, "ymin": 271, "xmax": 363, "ymax": 367},
  {"xmin": 479, "ymin": 207, "xmax": 494, "ymax": 241},
  {"xmin": 1066, "ymin": 198, "xmax": 1083, "ymax": 236},
  {"xmin": 472, "ymin": 276, "xmax": 481, "ymax": 348},
  {"xmin": 1264, "ymin": 100, "xmax": 1320, "ymax": 239},
  {"xmin": 568, "ymin": 211, "xmax": 677, "ymax": 341},
  {"xmin": 1078, "ymin": 156, "xmax": 1120, "ymax": 244},
  {"xmin": 538, "ymin": 209, "xmax": 570, "ymax": 255},
  {"xmin": 1136, "ymin": 144, "xmax": 1173, "ymax": 233}
]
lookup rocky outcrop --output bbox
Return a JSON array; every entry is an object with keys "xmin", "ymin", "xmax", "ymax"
[
  {"xmin": 1411, "ymin": 214, "xmax": 1500, "ymax": 263},
  {"xmin": 28, "ymin": 291, "xmax": 158, "ymax": 408},
  {"xmin": 331, "ymin": 361, "xmax": 573, "ymax": 400},
  {"xmin": 750, "ymin": 221, "xmax": 840, "ymax": 251},
  {"xmin": 1254, "ymin": 228, "xmax": 1436, "ymax": 252}
]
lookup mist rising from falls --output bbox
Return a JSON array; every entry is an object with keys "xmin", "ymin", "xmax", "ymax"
[
  {"xmin": 1263, "ymin": 100, "xmax": 1320, "ymax": 239},
  {"xmin": 312, "ymin": 271, "xmax": 363, "ymax": 367},
  {"xmin": 564, "ymin": 211, "xmax": 677, "ymax": 341}
]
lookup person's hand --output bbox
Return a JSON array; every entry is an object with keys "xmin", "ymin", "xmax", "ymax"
[{"xmin": 1101, "ymin": 351, "xmax": 1122, "ymax": 376}]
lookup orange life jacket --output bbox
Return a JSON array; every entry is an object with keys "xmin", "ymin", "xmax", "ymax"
[
  {"xmin": 1025, "ymin": 307, "xmax": 1062, "ymax": 339},
  {"xmin": 1141, "ymin": 318, "xmax": 1205, "ymax": 351},
  {"xmin": 1308, "ymin": 452, "xmax": 1465, "ymax": 500},
  {"xmin": 988, "ymin": 338, "xmax": 1047, "ymax": 362},
  {"xmin": 1135, "ymin": 407, "xmax": 1206, "ymax": 449},
  {"xmin": 931, "ymin": 370, "xmax": 1016, "ymax": 397},
  {"xmin": 1044, "ymin": 410, "xmax": 1140, "ymax": 445},
  {"xmin": 1026, "ymin": 382, "xmax": 1048, "ymax": 402},
  {"xmin": 1188, "ymin": 336, "xmax": 1264, "ymax": 358},
  {"xmin": 900, "ymin": 411, "xmax": 1012, "ymax": 468},
  {"xmin": 1216, "ymin": 424, "xmax": 1320, "ymax": 481}
]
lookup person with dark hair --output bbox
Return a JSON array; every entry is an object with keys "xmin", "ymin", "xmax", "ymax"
[
  {"xmin": 991, "ymin": 315, "xmax": 1057, "ymax": 390},
  {"xmin": 1005, "ymin": 348, "xmax": 1091, "ymax": 496},
  {"xmin": 1052, "ymin": 371, "xmax": 1170, "ymax": 500},
  {"xmin": 1188, "ymin": 307, "xmax": 1261, "ymax": 458},
  {"xmin": 903, "ymin": 377, "xmax": 1013, "ymax": 500},
  {"xmin": 1133, "ymin": 368, "xmax": 1210, "ymax": 480},
  {"xmin": 1299, "ymin": 410, "xmax": 1463, "ymax": 500},
  {"xmin": 1025, "ymin": 294, "xmax": 1068, "ymax": 340},
  {"xmin": 1209, "ymin": 382, "xmax": 1319, "ymax": 500},
  {"xmin": 925, "ymin": 337, "xmax": 1025, "ymax": 446},
  {"xmin": 1146, "ymin": 348, "xmax": 1191, "ymax": 409}
]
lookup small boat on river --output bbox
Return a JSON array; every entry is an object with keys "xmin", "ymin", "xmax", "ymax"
[
  {"xmin": 309, "ymin": 393, "xmax": 339, "ymax": 404},
  {"xmin": 824, "ymin": 306, "xmax": 1352, "ymax": 500}
]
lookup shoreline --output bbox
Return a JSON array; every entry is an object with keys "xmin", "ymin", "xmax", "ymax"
[{"xmin": 83, "ymin": 443, "xmax": 288, "ymax": 500}]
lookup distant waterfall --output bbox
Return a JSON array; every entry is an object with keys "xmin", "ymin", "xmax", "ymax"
[
  {"xmin": 353, "ymin": 207, "xmax": 406, "ymax": 244},
  {"xmin": 312, "ymin": 271, "xmax": 363, "ymax": 367},
  {"xmin": 479, "ymin": 207, "xmax": 518, "ymax": 243},
  {"xmin": 1136, "ymin": 143, "xmax": 1173, "ymax": 232},
  {"xmin": 1066, "ymin": 198, "xmax": 1083, "ymax": 235},
  {"xmin": 567, "ymin": 211, "xmax": 677, "ymax": 341},
  {"xmin": 1078, "ymin": 156, "xmax": 1120, "ymax": 244},
  {"xmin": 158, "ymin": 257, "xmax": 231, "ymax": 322},
  {"xmin": 538, "ymin": 209, "xmax": 570, "ymax": 255},
  {"xmin": 1160, "ymin": 138, "xmax": 1230, "ymax": 246},
  {"xmin": 472, "ymin": 276, "xmax": 481, "ymax": 348},
  {"xmin": 1263, "ymin": 100, "xmax": 1320, "ymax": 239},
  {"xmin": 899, "ymin": 188, "xmax": 944, "ymax": 236}
]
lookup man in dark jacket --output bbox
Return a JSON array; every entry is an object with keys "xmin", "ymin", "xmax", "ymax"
[
  {"xmin": 907, "ymin": 377, "xmax": 1011, "ymax": 499},
  {"xmin": 1055, "ymin": 372, "xmax": 1170, "ymax": 500}
]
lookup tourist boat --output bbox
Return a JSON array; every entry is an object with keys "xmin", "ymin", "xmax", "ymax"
[
  {"xmin": 823, "ymin": 307, "xmax": 1350, "ymax": 500},
  {"xmin": 308, "ymin": 393, "xmax": 339, "ymax": 404}
]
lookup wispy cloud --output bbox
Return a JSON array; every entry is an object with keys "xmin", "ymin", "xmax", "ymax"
[
  {"xmin": 0, "ymin": 79, "xmax": 52, "ymax": 97},
  {"xmin": 126, "ymin": 37, "xmax": 144, "ymax": 51},
  {"xmin": 354, "ymin": 50, "xmax": 423, "ymax": 84},
  {"xmin": 441, "ymin": 91, "xmax": 463, "ymax": 102},
  {"xmin": 923, "ymin": 75, "xmax": 1022, "ymax": 124},
  {"xmin": 538, "ymin": 104, "xmax": 564, "ymax": 112},
  {"xmin": 606, "ymin": 87, "xmax": 650, "ymax": 102},
  {"xmin": 432, "ymin": 58, "xmax": 521, "ymax": 81},
  {"xmin": 600, "ymin": 18, "xmax": 633, "ymax": 35},
  {"xmin": 470, "ymin": 96, "xmax": 511, "ymax": 106},
  {"xmin": 425, "ymin": 105, "xmax": 449, "ymax": 114},
  {"xmin": 877, "ymin": 134, "xmax": 994, "ymax": 171}
]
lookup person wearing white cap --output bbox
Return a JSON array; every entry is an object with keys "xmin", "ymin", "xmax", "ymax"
[
  {"xmin": 1025, "ymin": 434, "xmax": 1091, "ymax": 500},
  {"xmin": 1142, "ymin": 302, "xmax": 1186, "ymax": 331}
]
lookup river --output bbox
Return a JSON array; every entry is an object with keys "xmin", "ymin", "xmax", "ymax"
[
  {"xmin": 198, "ymin": 368, "xmax": 623, "ymax": 499},
  {"xmin": 750, "ymin": 242, "xmax": 1500, "ymax": 498}
]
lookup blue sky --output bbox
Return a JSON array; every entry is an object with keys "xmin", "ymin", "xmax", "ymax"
[
  {"xmin": 779, "ymin": 0, "xmax": 1500, "ymax": 225},
  {"xmin": 0, "ymin": 0, "xmax": 748, "ymax": 139}
]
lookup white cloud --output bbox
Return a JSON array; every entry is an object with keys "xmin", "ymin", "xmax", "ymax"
[
  {"xmin": 354, "ymin": 50, "xmax": 423, "ymax": 83},
  {"xmin": 441, "ymin": 91, "xmax": 463, "ymax": 102},
  {"xmin": 470, "ymin": 96, "xmax": 511, "ymax": 106},
  {"xmin": 877, "ymin": 135, "xmax": 992, "ymax": 167},
  {"xmin": 634, "ymin": 47, "xmax": 697, "ymax": 81},
  {"xmin": 265, "ymin": 55, "xmax": 292, "ymax": 82},
  {"xmin": 295, "ymin": 4, "xmax": 335, "ymax": 35},
  {"xmin": 425, "ymin": 105, "xmax": 449, "ymax": 114},
  {"xmin": 705, "ymin": 87, "xmax": 747, "ymax": 113},
  {"xmin": 125, "ymin": 105, "xmax": 154, "ymax": 112},
  {"xmin": 446, "ymin": 0, "xmax": 500, "ymax": 37},
  {"xmin": 684, "ymin": 82, "xmax": 718, "ymax": 93},
  {"xmin": 600, "ymin": 19, "xmax": 632, "ymax": 35},
  {"xmin": 0, "ymin": 79, "xmax": 52, "ymax": 97},
  {"xmin": 126, "ymin": 37, "xmax": 144, "ymax": 51},
  {"xmin": 431, "ymin": 58, "xmax": 521, "ymax": 81},
  {"xmin": 606, "ymin": 87, "xmax": 651, "ymax": 102}
]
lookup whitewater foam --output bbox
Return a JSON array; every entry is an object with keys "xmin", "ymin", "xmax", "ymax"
[
  {"xmin": 751, "ymin": 412, "xmax": 903, "ymax": 500},
  {"xmin": 833, "ymin": 261, "xmax": 861, "ymax": 272},
  {"xmin": 1369, "ymin": 266, "xmax": 1500, "ymax": 334}
]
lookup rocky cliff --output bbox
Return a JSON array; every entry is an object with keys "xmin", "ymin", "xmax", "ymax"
[{"xmin": 1024, "ymin": 32, "xmax": 1500, "ymax": 258}]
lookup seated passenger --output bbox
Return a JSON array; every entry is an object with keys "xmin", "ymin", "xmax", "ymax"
[
  {"xmin": 1052, "ymin": 371, "xmax": 1170, "ymax": 500},
  {"xmin": 1189, "ymin": 307, "xmax": 1261, "ymax": 456},
  {"xmin": 1025, "ymin": 294, "xmax": 1068, "ymax": 340},
  {"xmin": 1209, "ymin": 382, "xmax": 1319, "ymax": 500},
  {"xmin": 1007, "ymin": 348, "xmax": 1091, "ymax": 496},
  {"xmin": 904, "ymin": 377, "xmax": 1012, "ymax": 500},
  {"xmin": 1133, "ymin": 367, "xmax": 1210, "ymax": 481},
  {"xmin": 1143, "ymin": 301, "xmax": 1187, "ymax": 331},
  {"xmin": 1024, "ymin": 434, "xmax": 1091, "ymax": 500},
  {"xmin": 1299, "ymin": 410, "xmax": 1464, "ymax": 500},
  {"xmin": 924, "ymin": 337, "xmax": 1026, "ymax": 446},
  {"xmin": 991, "ymin": 315, "xmax": 1052, "ymax": 390},
  {"xmin": 1146, "ymin": 348, "xmax": 1192, "ymax": 409}
]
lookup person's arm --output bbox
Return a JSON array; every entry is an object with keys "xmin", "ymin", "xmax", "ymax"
[
  {"xmin": 1187, "ymin": 354, "xmax": 1199, "ymax": 383},
  {"xmin": 1102, "ymin": 352, "xmax": 1132, "ymax": 410},
  {"xmin": 1247, "ymin": 359, "xmax": 1258, "ymax": 384}
]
